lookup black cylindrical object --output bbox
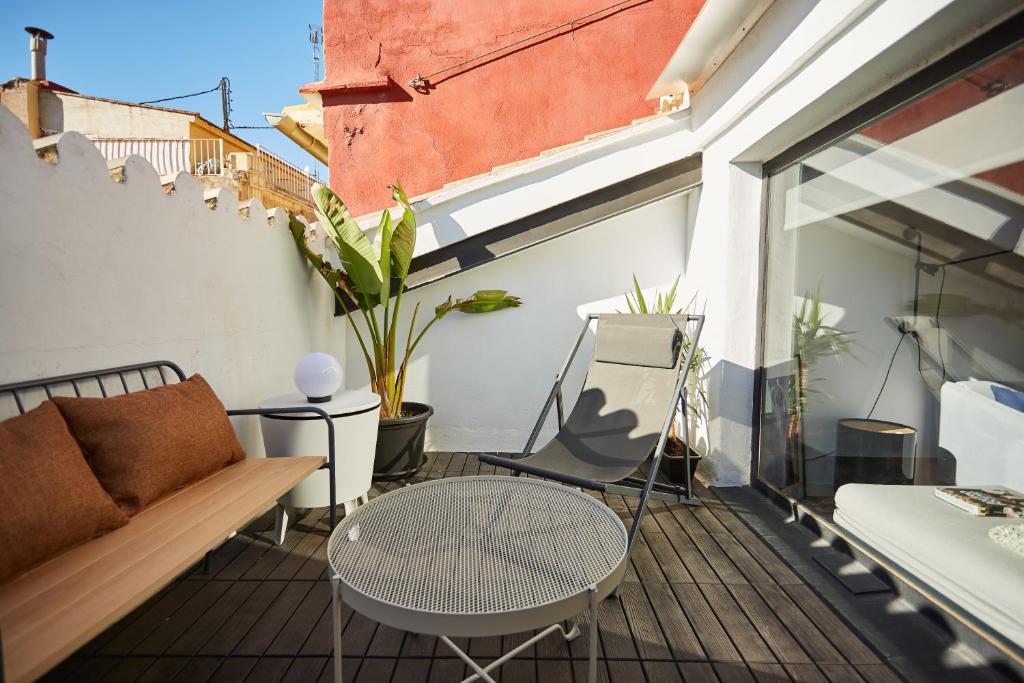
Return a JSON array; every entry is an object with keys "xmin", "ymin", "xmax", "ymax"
[{"xmin": 834, "ymin": 418, "xmax": 917, "ymax": 489}]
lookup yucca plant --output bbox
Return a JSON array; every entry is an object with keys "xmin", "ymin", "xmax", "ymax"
[
  {"xmin": 290, "ymin": 182, "xmax": 521, "ymax": 419},
  {"xmin": 622, "ymin": 274, "xmax": 711, "ymax": 454},
  {"xmin": 788, "ymin": 282, "xmax": 857, "ymax": 443}
]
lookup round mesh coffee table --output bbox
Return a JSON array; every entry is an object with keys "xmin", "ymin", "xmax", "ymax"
[{"xmin": 326, "ymin": 475, "xmax": 628, "ymax": 683}]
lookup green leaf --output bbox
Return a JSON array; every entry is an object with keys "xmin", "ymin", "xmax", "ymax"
[
  {"xmin": 389, "ymin": 182, "xmax": 416, "ymax": 282},
  {"xmin": 311, "ymin": 184, "xmax": 383, "ymax": 304},
  {"xmin": 664, "ymin": 274, "xmax": 680, "ymax": 314},
  {"xmin": 377, "ymin": 210, "xmax": 393, "ymax": 304},
  {"xmin": 632, "ymin": 274, "xmax": 648, "ymax": 314},
  {"xmin": 449, "ymin": 290, "xmax": 523, "ymax": 314}
]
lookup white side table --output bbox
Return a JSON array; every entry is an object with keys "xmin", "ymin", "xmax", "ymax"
[{"xmin": 259, "ymin": 390, "xmax": 380, "ymax": 545}]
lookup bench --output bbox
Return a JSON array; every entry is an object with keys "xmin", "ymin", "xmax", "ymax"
[{"xmin": 0, "ymin": 362, "xmax": 337, "ymax": 682}]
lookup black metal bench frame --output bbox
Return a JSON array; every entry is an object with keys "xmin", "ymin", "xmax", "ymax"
[{"xmin": 0, "ymin": 360, "xmax": 339, "ymax": 529}]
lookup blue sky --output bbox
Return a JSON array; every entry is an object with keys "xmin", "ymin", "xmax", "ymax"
[{"xmin": 0, "ymin": 1, "xmax": 324, "ymax": 173}]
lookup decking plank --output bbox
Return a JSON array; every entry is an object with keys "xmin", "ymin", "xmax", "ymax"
[
  {"xmin": 281, "ymin": 657, "xmax": 328, "ymax": 682},
  {"xmin": 266, "ymin": 580, "xmax": 331, "ymax": 656},
  {"xmin": 753, "ymin": 584, "xmax": 844, "ymax": 664},
  {"xmin": 818, "ymin": 663, "xmax": 868, "ymax": 683},
  {"xmin": 727, "ymin": 583, "xmax": 811, "ymax": 664},
  {"xmin": 167, "ymin": 655, "xmax": 221, "ymax": 682},
  {"xmin": 644, "ymin": 531, "xmax": 694, "ymax": 583},
  {"xmin": 390, "ymin": 658, "xmax": 431, "ymax": 683},
  {"xmin": 677, "ymin": 662, "xmax": 719, "ymax": 683},
  {"xmin": 132, "ymin": 581, "xmax": 232, "ymax": 655},
  {"xmin": 165, "ymin": 581, "xmax": 259, "ymax": 655},
  {"xmin": 670, "ymin": 583, "xmax": 743, "ymax": 663},
  {"xmin": 715, "ymin": 661, "xmax": 758, "ymax": 683},
  {"xmin": 619, "ymin": 581, "xmax": 673, "ymax": 661},
  {"xmin": 644, "ymin": 582, "xmax": 705, "ymax": 661},
  {"xmin": 595, "ymin": 588, "xmax": 639, "ymax": 660},
  {"xmin": 785, "ymin": 663, "xmax": 830, "ymax": 683},
  {"xmin": 644, "ymin": 660, "xmax": 684, "ymax": 682},
  {"xmin": 780, "ymin": 585, "xmax": 882, "ymax": 666},
  {"xmin": 697, "ymin": 584, "xmax": 777, "ymax": 664},
  {"xmin": 97, "ymin": 580, "xmax": 206, "ymax": 655},
  {"xmin": 231, "ymin": 581, "xmax": 316, "ymax": 656},
  {"xmin": 352, "ymin": 658, "xmax": 395, "ymax": 682},
  {"xmin": 198, "ymin": 581, "xmax": 287, "ymax": 656},
  {"xmin": 748, "ymin": 661, "xmax": 790, "ymax": 682},
  {"xmin": 650, "ymin": 505, "xmax": 720, "ymax": 584},
  {"xmin": 244, "ymin": 656, "xmax": 292, "ymax": 683}
]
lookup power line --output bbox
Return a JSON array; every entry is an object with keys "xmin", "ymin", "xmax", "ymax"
[
  {"xmin": 138, "ymin": 78, "xmax": 277, "ymax": 131},
  {"xmin": 140, "ymin": 82, "xmax": 222, "ymax": 105},
  {"xmin": 409, "ymin": 0, "xmax": 642, "ymax": 89}
]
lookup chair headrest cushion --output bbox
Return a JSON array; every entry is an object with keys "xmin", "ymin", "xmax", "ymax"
[{"xmin": 593, "ymin": 315, "xmax": 682, "ymax": 369}]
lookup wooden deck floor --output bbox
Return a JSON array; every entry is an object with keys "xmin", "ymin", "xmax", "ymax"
[{"xmin": 42, "ymin": 453, "xmax": 903, "ymax": 683}]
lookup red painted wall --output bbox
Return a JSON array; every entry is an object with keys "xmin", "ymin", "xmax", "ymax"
[{"xmin": 319, "ymin": 0, "xmax": 702, "ymax": 215}]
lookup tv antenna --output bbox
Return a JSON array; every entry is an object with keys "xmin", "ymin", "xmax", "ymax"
[{"xmin": 309, "ymin": 25, "xmax": 323, "ymax": 82}]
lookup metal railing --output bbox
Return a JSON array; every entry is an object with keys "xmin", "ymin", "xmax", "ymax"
[
  {"xmin": 90, "ymin": 137, "xmax": 225, "ymax": 177},
  {"xmin": 252, "ymin": 145, "xmax": 320, "ymax": 203},
  {"xmin": 89, "ymin": 137, "xmax": 319, "ymax": 208},
  {"xmin": 189, "ymin": 138, "xmax": 225, "ymax": 175}
]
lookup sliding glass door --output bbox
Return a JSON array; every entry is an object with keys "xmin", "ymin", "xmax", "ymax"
[{"xmin": 757, "ymin": 39, "xmax": 1024, "ymax": 512}]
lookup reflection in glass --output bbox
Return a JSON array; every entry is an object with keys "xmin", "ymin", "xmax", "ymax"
[{"xmin": 758, "ymin": 44, "xmax": 1024, "ymax": 512}]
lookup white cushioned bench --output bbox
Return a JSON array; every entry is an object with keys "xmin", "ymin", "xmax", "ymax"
[{"xmin": 834, "ymin": 484, "xmax": 1024, "ymax": 650}]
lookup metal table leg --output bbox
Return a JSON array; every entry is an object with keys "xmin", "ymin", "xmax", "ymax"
[
  {"xmin": 588, "ymin": 584, "xmax": 599, "ymax": 683},
  {"xmin": 331, "ymin": 574, "xmax": 343, "ymax": 683}
]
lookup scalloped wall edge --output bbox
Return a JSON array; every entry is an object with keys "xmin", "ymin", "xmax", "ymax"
[{"xmin": 20, "ymin": 121, "xmax": 293, "ymax": 228}]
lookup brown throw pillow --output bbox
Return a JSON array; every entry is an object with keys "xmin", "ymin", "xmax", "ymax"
[
  {"xmin": 54, "ymin": 374, "xmax": 246, "ymax": 515},
  {"xmin": 0, "ymin": 401, "xmax": 129, "ymax": 582}
]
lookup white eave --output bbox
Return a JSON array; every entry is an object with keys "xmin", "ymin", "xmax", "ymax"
[
  {"xmin": 647, "ymin": 0, "xmax": 775, "ymax": 100},
  {"xmin": 353, "ymin": 109, "xmax": 697, "ymax": 258}
]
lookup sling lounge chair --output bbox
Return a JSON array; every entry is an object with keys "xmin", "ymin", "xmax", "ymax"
[{"xmin": 478, "ymin": 313, "xmax": 705, "ymax": 555}]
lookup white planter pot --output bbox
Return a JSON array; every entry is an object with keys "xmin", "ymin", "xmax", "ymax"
[{"xmin": 259, "ymin": 390, "xmax": 380, "ymax": 509}]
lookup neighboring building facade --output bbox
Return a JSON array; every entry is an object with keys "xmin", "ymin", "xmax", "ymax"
[
  {"xmin": 306, "ymin": 0, "xmax": 702, "ymax": 214},
  {"xmin": 3, "ymin": 51, "xmax": 318, "ymax": 219}
]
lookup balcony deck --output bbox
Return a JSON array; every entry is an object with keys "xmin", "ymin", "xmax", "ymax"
[{"xmin": 42, "ymin": 453, "xmax": 904, "ymax": 683}]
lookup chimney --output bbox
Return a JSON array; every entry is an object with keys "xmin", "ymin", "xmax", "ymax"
[{"xmin": 25, "ymin": 27, "xmax": 54, "ymax": 81}]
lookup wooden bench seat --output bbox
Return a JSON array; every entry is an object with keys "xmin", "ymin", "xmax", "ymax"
[{"xmin": 0, "ymin": 456, "xmax": 324, "ymax": 683}]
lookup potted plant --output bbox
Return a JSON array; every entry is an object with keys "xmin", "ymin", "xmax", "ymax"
[
  {"xmin": 786, "ymin": 282, "xmax": 857, "ymax": 485},
  {"xmin": 291, "ymin": 183, "xmax": 521, "ymax": 479},
  {"xmin": 622, "ymin": 274, "xmax": 710, "ymax": 485}
]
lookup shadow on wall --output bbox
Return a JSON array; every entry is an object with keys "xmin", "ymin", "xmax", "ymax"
[{"xmin": 703, "ymin": 358, "xmax": 757, "ymax": 487}]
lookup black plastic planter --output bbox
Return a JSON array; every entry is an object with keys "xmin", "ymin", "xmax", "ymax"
[
  {"xmin": 662, "ymin": 452, "xmax": 702, "ymax": 487},
  {"xmin": 373, "ymin": 402, "xmax": 433, "ymax": 480}
]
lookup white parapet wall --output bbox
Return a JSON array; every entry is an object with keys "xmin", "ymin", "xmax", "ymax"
[{"xmin": 0, "ymin": 105, "xmax": 345, "ymax": 454}]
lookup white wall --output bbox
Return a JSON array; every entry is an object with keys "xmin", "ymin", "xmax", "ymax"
[
  {"xmin": 0, "ymin": 106, "xmax": 345, "ymax": 454},
  {"xmin": 39, "ymin": 91, "xmax": 193, "ymax": 139},
  {"xmin": 342, "ymin": 192, "xmax": 695, "ymax": 454}
]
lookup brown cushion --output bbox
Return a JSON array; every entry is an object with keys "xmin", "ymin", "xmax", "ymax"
[
  {"xmin": 0, "ymin": 401, "xmax": 129, "ymax": 582},
  {"xmin": 54, "ymin": 374, "xmax": 246, "ymax": 515}
]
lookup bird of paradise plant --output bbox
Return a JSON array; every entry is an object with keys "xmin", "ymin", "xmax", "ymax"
[{"xmin": 290, "ymin": 182, "xmax": 521, "ymax": 419}]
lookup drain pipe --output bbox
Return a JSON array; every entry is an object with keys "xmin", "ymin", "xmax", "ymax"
[{"xmin": 264, "ymin": 112, "xmax": 328, "ymax": 164}]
